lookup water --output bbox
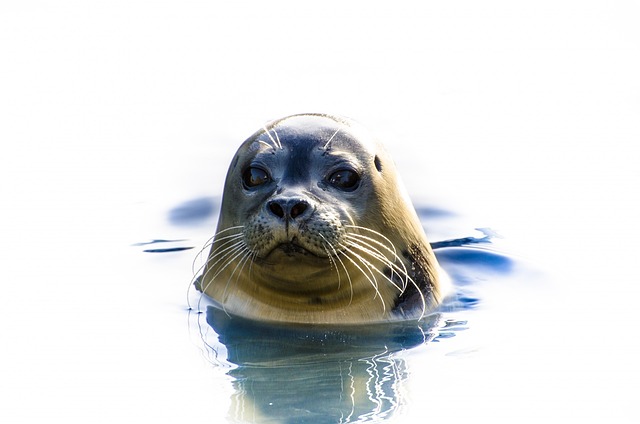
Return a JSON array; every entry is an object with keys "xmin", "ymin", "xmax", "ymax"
[
  {"xmin": 2, "ymin": 1, "xmax": 639, "ymax": 423},
  {"xmin": 173, "ymin": 199, "xmax": 536, "ymax": 423}
]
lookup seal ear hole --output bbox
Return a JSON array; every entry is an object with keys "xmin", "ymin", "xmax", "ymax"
[{"xmin": 374, "ymin": 155, "xmax": 382, "ymax": 172}]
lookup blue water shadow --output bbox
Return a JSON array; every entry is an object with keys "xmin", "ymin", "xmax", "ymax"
[{"xmin": 168, "ymin": 196, "xmax": 217, "ymax": 225}]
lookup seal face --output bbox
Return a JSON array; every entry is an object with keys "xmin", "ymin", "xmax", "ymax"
[{"xmin": 199, "ymin": 114, "xmax": 441, "ymax": 324}]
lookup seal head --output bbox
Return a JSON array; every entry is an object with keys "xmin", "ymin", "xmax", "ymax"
[{"xmin": 199, "ymin": 114, "xmax": 441, "ymax": 324}]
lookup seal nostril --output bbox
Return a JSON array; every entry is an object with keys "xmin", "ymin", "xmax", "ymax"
[
  {"xmin": 268, "ymin": 201, "xmax": 285, "ymax": 218},
  {"xmin": 268, "ymin": 198, "xmax": 309, "ymax": 220},
  {"xmin": 290, "ymin": 202, "xmax": 308, "ymax": 219}
]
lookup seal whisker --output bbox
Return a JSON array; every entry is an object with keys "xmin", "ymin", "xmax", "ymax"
[
  {"xmin": 345, "ymin": 234, "xmax": 410, "ymax": 291},
  {"xmin": 204, "ymin": 233, "xmax": 245, "ymax": 259},
  {"xmin": 210, "ymin": 225, "xmax": 245, "ymax": 238},
  {"xmin": 318, "ymin": 233, "xmax": 342, "ymax": 290},
  {"xmin": 344, "ymin": 235, "xmax": 397, "ymax": 269},
  {"xmin": 322, "ymin": 243, "xmax": 341, "ymax": 290},
  {"xmin": 192, "ymin": 225, "xmax": 244, "ymax": 274},
  {"xmin": 257, "ymin": 139, "xmax": 275, "ymax": 151},
  {"xmin": 345, "ymin": 235, "xmax": 428, "ymax": 320},
  {"xmin": 405, "ymin": 277, "xmax": 428, "ymax": 321},
  {"xmin": 322, "ymin": 127, "xmax": 341, "ymax": 151},
  {"xmin": 345, "ymin": 230, "xmax": 411, "ymax": 287},
  {"xmin": 188, "ymin": 229, "xmax": 244, "ymax": 308},
  {"xmin": 345, "ymin": 225, "xmax": 398, "ymax": 255},
  {"xmin": 188, "ymin": 239, "xmax": 216, "ymax": 308},
  {"xmin": 221, "ymin": 247, "xmax": 254, "ymax": 304},
  {"xmin": 198, "ymin": 243, "xmax": 247, "ymax": 297},
  {"xmin": 338, "ymin": 245, "xmax": 386, "ymax": 313},
  {"xmin": 247, "ymin": 250, "xmax": 259, "ymax": 279},
  {"xmin": 189, "ymin": 235, "xmax": 243, "ymax": 293},
  {"xmin": 191, "ymin": 235, "xmax": 216, "ymax": 274},
  {"xmin": 198, "ymin": 245, "xmax": 250, "ymax": 310},
  {"xmin": 320, "ymin": 234, "xmax": 354, "ymax": 306},
  {"xmin": 262, "ymin": 125, "xmax": 282, "ymax": 150},
  {"xmin": 333, "ymin": 250, "xmax": 354, "ymax": 307},
  {"xmin": 344, "ymin": 239, "xmax": 404, "ymax": 292},
  {"xmin": 272, "ymin": 127, "xmax": 282, "ymax": 149},
  {"xmin": 187, "ymin": 240, "xmax": 244, "ymax": 297},
  {"xmin": 203, "ymin": 239, "xmax": 246, "ymax": 272}
]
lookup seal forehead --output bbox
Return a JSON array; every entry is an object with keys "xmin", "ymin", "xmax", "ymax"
[
  {"xmin": 238, "ymin": 115, "xmax": 372, "ymax": 182},
  {"xmin": 272, "ymin": 115, "xmax": 374, "ymax": 153}
]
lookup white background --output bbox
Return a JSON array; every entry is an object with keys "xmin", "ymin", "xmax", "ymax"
[{"xmin": 1, "ymin": 1, "xmax": 639, "ymax": 422}]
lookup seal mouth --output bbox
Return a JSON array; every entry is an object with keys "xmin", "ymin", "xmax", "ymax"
[
  {"xmin": 265, "ymin": 236, "xmax": 321, "ymax": 258},
  {"xmin": 275, "ymin": 240, "xmax": 313, "ymax": 257}
]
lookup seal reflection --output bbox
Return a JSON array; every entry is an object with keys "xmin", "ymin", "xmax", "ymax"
[{"xmin": 201, "ymin": 305, "xmax": 441, "ymax": 423}]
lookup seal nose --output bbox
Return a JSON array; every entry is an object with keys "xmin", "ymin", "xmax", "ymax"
[{"xmin": 267, "ymin": 198, "xmax": 310, "ymax": 220}]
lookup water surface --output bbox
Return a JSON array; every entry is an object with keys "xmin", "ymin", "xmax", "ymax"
[{"xmin": 171, "ymin": 198, "xmax": 529, "ymax": 423}]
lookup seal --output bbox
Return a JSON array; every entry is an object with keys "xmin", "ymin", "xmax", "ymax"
[{"xmin": 197, "ymin": 113, "xmax": 443, "ymax": 324}]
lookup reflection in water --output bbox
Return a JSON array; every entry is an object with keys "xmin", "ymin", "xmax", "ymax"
[
  {"xmin": 194, "ymin": 306, "xmax": 442, "ymax": 423},
  {"xmin": 187, "ymin": 254, "xmax": 499, "ymax": 423}
]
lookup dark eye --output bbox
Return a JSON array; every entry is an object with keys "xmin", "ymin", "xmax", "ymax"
[
  {"xmin": 242, "ymin": 166, "xmax": 270, "ymax": 189},
  {"xmin": 328, "ymin": 169, "xmax": 360, "ymax": 191}
]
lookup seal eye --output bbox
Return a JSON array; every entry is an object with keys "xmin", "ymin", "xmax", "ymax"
[
  {"xmin": 328, "ymin": 169, "xmax": 360, "ymax": 191},
  {"xmin": 242, "ymin": 166, "xmax": 270, "ymax": 189}
]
